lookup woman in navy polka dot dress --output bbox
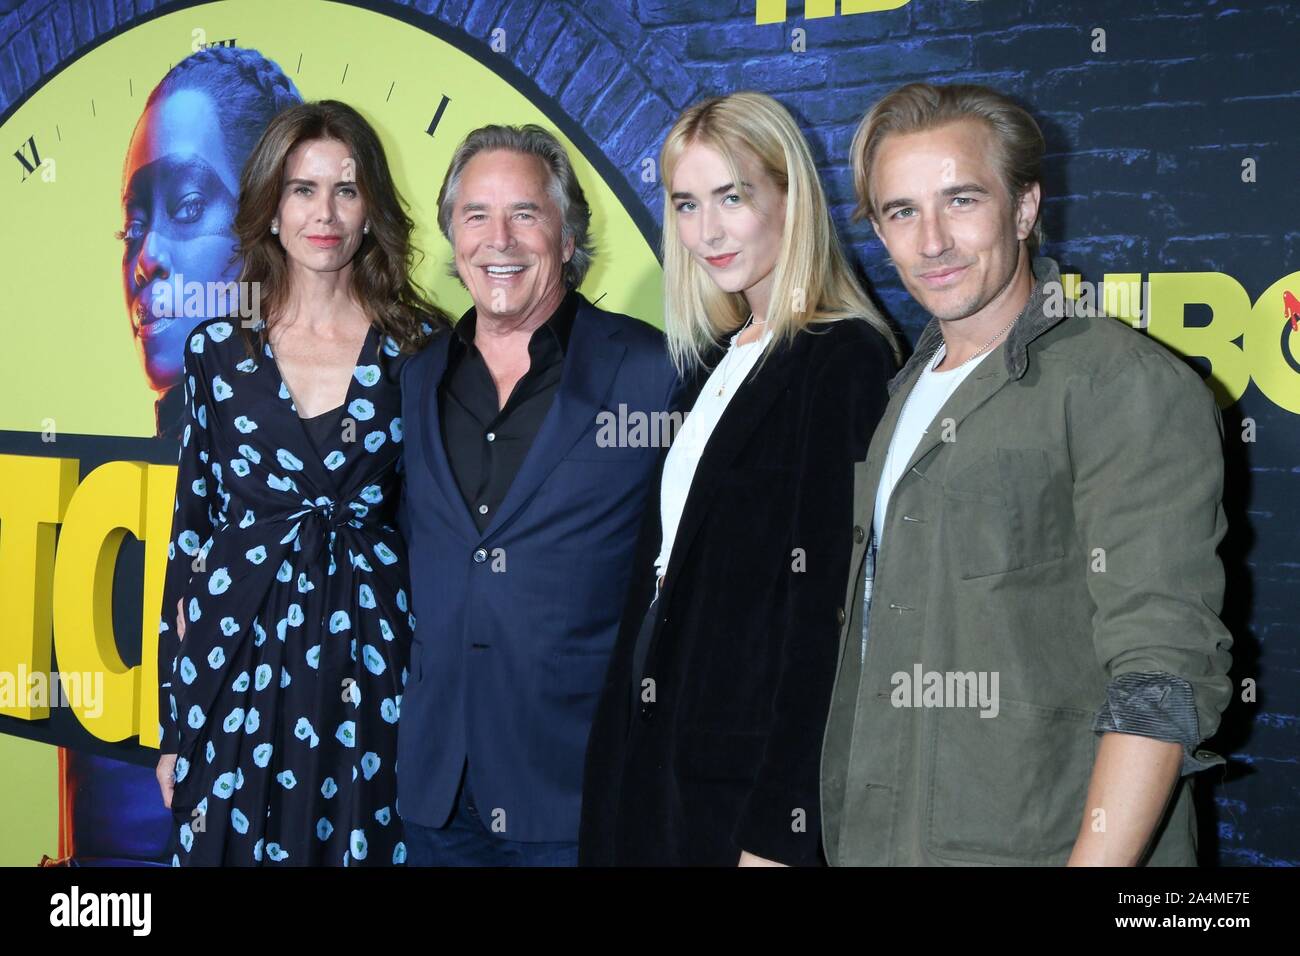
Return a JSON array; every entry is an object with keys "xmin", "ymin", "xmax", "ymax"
[{"xmin": 153, "ymin": 101, "xmax": 450, "ymax": 865}]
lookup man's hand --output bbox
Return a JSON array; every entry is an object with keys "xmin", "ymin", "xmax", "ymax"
[{"xmin": 156, "ymin": 753, "xmax": 178, "ymax": 809}]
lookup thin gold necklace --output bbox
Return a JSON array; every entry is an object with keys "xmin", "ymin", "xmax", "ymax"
[{"xmin": 715, "ymin": 313, "xmax": 760, "ymax": 397}]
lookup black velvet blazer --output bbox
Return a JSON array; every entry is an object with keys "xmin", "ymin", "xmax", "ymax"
[{"xmin": 578, "ymin": 316, "xmax": 895, "ymax": 866}]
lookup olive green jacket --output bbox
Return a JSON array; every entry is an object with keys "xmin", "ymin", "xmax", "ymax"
[{"xmin": 820, "ymin": 257, "xmax": 1233, "ymax": 866}]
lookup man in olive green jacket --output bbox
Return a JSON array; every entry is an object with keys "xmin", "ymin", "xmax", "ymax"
[{"xmin": 821, "ymin": 83, "xmax": 1233, "ymax": 866}]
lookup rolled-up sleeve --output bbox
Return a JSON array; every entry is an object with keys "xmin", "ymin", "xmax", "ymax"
[
  {"xmin": 1068, "ymin": 345, "xmax": 1234, "ymax": 774},
  {"xmin": 1092, "ymin": 671, "xmax": 1224, "ymax": 775}
]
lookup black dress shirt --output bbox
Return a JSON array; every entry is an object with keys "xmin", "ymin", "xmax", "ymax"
[{"xmin": 439, "ymin": 289, "xmax": 579, "ymax": 533}]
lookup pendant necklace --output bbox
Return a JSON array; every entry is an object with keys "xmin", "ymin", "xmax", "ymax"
[{"xmin": 715, "ymin": 312, "xmax": 758, "ymax": 397}]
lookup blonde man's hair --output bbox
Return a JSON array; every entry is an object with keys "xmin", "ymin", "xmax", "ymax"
[
  {"xmin": 850, "ymin": 82, "xmax": 1046, "ymax": 254},
  {"xmin": 660, "ymin": 91, "xmax": 900, "ymax": 375}
]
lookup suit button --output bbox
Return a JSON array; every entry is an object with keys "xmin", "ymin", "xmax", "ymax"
[
  {"xmin": 472, "ymin": 548, "xmax": 488, "ymax": 563},
  {"xmin": 836, "ymin": 607, "xmax": 846, "ymax": 626},
  {"xmin": 853, "ymin": 525, "xmax": 865, "ymax": 544}
]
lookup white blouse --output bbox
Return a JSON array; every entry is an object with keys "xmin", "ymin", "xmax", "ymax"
[{"xmin": 654, "ymin": 324, "xmax": 774, "ymax": 581}]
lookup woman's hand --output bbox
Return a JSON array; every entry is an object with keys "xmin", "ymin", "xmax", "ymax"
[
  {"xmin": 161, "ymin": 600, "xmax": 185, "ymax": 809},
  {"xmin": 738, "ymin": 850, "xmax": 787, "ymax": 867},
  {"xmin": 156, "ymin": 753, "xmax": 178, "ymax": 809}
]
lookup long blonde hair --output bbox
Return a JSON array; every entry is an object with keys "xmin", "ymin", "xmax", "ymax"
[{"xmin": 660, "ymin": 91, "xmax": 900, "ymax": 374}]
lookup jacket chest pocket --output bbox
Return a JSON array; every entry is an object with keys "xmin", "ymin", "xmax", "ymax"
[{"xmin": 941, "ymin": 447, "xmax": 1066, "ymax": 579}]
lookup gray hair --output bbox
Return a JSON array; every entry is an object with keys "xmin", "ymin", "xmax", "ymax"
[{"xmin": 436, "ymin": 124, "xmax": 595, "ymax": 288}]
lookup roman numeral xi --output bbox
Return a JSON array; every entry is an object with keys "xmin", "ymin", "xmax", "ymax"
[{"xmin": 15, "ymin": 135, "xmax": 40, "ymax": 181}]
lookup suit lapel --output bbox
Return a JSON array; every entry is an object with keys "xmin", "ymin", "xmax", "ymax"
[
  {"xmin": 478, "ymin": 300, "xmax": 627, "ymax": 540},
  {"xmin": 415, "ymin": 332, "xmax": 480, "ymax": 541}
]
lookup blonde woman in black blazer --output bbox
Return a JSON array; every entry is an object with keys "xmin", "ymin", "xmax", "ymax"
[{"xmin": 579, "ymin": 92, "xmax": 900, "ymax": 866}]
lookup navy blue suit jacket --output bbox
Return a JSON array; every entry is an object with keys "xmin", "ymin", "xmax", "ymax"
[{"xmin": 396, "ymin": 293, "xmax": 678, "ymax": 842}]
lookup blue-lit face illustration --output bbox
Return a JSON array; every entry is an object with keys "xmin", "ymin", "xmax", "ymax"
[{"xmin": 120, "ymin": 89, "xmax": 242, "ymax": 392}]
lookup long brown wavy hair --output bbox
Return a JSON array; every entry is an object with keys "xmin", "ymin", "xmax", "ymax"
[{"xmin": 233, "ymin": 99, "xmax": 450, "ymax": 363}]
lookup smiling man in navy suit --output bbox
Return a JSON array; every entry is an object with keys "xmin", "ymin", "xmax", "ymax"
[{"xmin": 396, "ymin": 124, "xmax": 678, "ymax": 865}]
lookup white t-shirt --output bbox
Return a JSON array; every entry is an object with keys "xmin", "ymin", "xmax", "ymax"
[
  {"xmin": 654, "ymin": 325, "xmax": 774, "ymax": 580},
  {"xmin": 873, "ymin": 343, "xmax": 992, "ymax": 551}
]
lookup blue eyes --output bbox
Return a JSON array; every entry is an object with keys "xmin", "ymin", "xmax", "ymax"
[
  {"xmin": 675, "ymin": 193, "xmax": 741, "ymax": 214},
  {"xmin": 889, "ymin": 196, "xmax": 977, "ymax": 220}
]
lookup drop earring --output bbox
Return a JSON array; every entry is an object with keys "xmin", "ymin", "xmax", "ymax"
[
  {"xmin": 270, "ymin": 221, "xmax": 279, "ymax": 235},
  {"xmin": 362, "ymin": 221, "xmax": 370, "ymax": 235}
]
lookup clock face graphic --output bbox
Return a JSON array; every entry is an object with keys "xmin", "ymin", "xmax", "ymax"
[
  {"xmin": 0, "ymin": 0, "xmax": 666, "ymax": 861},
  {"xmin": 2, "ymin": 0, "xmax": 663, "ymax": 440}
]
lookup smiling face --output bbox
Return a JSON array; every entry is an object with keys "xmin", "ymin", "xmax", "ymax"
[
  {"xmin": 274, "ymin": 137, "xmax": 368, "ymax": 282},
  {"xmin": 121, "ymin": 88, "xmax": 241, "ymax": 391},
  {"xmin": 450, "ymin": 149, "xmax": 573, "ymax": 323},
  {"xmin": 869, "ymin": 118, "xmax": 1039, "ymax": 322},
  {"xmin": 670, "ymin": 141, "xmax": 786, "ymax": 312}
]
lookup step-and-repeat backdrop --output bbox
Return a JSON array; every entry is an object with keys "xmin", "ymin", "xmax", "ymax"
[{"xmin": 0, "ymin": 0, "xmax": 1296, "ymax": 865}]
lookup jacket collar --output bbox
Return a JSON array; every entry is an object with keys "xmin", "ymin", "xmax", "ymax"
[
  {"xmin": 658, "ymin": 328, "xmax": 804, "ymax": 599},
  {"xmin": 414, "ymin": 292, "xmax": 627, "ymax": 543},
  {"xmin": 887, "ymin": 256, "xmax": 1065, "ymax": 396},
  {"xmin": 451, "ymin": 285, "xmax": 580, "ymax": 355}
]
